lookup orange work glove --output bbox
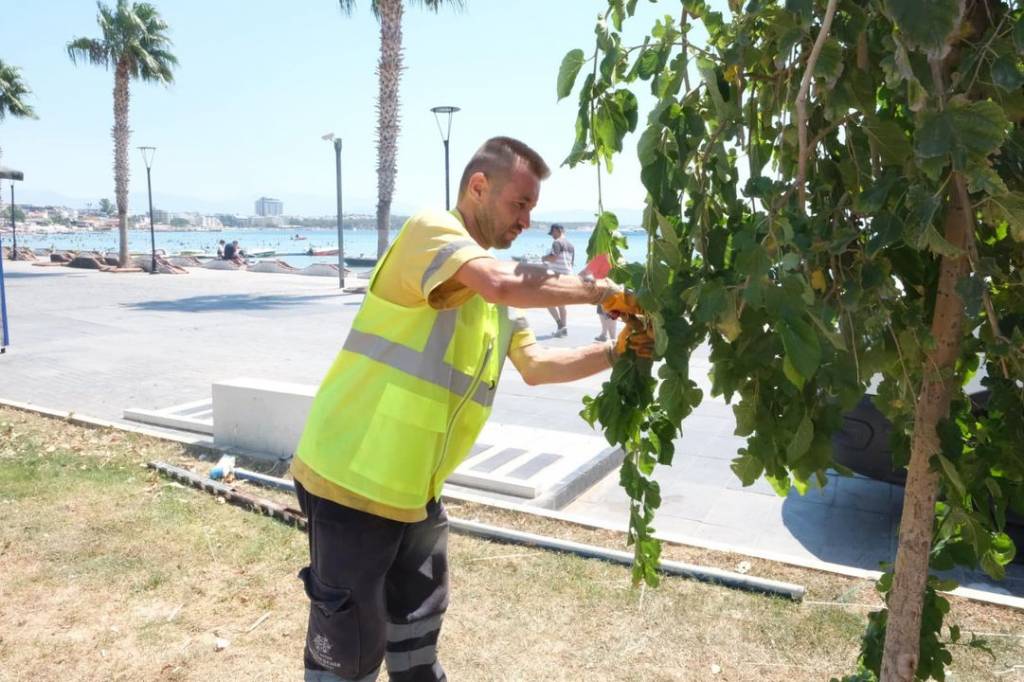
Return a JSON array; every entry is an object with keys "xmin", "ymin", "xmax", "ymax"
[
  {"xmin": 601, "ymin": 289, "xmax": 643, "ymax": 320},
  {"xmin": 614, "ymin": 316, "xmax": 654, "ymax": 359}
]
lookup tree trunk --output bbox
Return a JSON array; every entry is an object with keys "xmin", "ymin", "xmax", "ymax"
[
  {"xmin": 375, "ymin": 0, "xmax": 403, "ymax": 258},
  {"xmin": 112, "ymin": 59, "xmax": 131, "ymax": 268},
  {"xmin": 879, "ymin": 183, "xmax": 970, "ymax": 681}
]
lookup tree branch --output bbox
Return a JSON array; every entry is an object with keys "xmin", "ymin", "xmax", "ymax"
[
  {"xmin": 794, "ymin": 0, "xmax": 839, "ymax": 213},
  {"xmin": 680, "ymin": 7, "xmax": 692, "ymax": 92},
  {"xmin": 953, "ymin": 173, "xmax": 1012, "ymax": 378}
]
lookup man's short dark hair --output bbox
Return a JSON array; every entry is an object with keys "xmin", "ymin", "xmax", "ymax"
[{"xmin": 458, "ymin": 137, "xmax": 550, "ymax": 198}]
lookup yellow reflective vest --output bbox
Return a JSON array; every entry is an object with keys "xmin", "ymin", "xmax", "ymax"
[{"xmin": 291, "ymin": 226, "xmax": 515, "ymax": 522}]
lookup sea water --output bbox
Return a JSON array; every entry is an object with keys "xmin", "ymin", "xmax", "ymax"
[{"xmin": 13, "ymin": 225, "xmax": 649, "ymax": 269}]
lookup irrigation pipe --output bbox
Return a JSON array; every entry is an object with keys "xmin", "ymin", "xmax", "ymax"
[{"xmin": 147, "ymin": 460, "xmax": 805, "ymax": 601}]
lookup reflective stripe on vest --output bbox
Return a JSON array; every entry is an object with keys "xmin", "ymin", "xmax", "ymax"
[{"xmin": 343, "ymin": 308, "xmax": 498, "ymax": 409}]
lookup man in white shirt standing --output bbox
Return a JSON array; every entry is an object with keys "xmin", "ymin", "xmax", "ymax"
[{"xmin": 542, "ymin": 223, "xmax": 575, "ymax": 337}]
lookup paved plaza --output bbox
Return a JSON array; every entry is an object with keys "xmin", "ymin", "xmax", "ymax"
[{"xmin": 1, "ymin": 258, "xmax": 1020, "ymax": 603}]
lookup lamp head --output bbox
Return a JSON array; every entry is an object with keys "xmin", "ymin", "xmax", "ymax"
[
  {"xmin": 430, "ymin": 106, "xmax": 460, "ymax": 142},
  {"xmin": 138, "ymin": 146, "xmax": 156, "ymax": 169}
]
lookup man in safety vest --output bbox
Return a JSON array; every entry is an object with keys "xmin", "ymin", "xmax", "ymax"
[{"xmin": 291, "ymin": 136, "xmax": 650, "ymax": 682}]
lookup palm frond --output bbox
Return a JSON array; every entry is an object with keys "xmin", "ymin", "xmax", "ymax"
[
  {"xmin": 409, "ymin": 0, "xmax": 465, "ymax": 11},
  {"xmin": 0, "ymin": 60, "xmax": 38, "ymax": 121},
  {"xmin": 67, "ymin": 37, "xmax": 110, "ymax": 68},
  {"xmin": 69, "ymin": 0, "xmax": 177, "ymax": 83}
]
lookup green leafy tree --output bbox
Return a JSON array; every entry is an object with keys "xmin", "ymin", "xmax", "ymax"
[
  {"xmin": 560, "ymin": 1, "xmax": 1023, "ymax": 680},
  {"xmin": 67, "ymin": 1, "xmax": 178, "ymax": 267},
  {"xmin": 336, "ymin": 0, "xmax": 465, "ymax": 257},
  {"xmin": 98, "ymin": 197, "xmax": 115, "ymax": 216},
  {"xmin": 169, "ymin": 217, "xmax": 189, "ymax": 228}
]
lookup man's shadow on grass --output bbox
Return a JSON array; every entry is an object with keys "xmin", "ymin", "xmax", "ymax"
[{"xmin": 125, "ymin": 293, "xmax": 336, "ymax": 313}]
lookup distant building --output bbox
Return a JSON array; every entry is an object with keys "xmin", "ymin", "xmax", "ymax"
[
  {"xmin": 254, "ymin": 196, "xmax": 283, "ymax": 217},
  {"xmin": 152, "ymin": 209, "xmax": 170, "ymax": 223}
]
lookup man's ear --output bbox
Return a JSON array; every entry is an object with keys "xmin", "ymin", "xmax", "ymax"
[{"xmin": 466, "ymin": 171, "xmax": 489, "ymax": 202}]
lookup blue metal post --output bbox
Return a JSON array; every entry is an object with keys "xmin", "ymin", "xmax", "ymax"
[{"xmin": 0, "ymin": 222, "xmax": 9, "ymax": 350}]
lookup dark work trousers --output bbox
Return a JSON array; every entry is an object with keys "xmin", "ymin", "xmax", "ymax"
[{"xmin": 296, "ymin": 481, "xmax": 450, "ymax": 682}]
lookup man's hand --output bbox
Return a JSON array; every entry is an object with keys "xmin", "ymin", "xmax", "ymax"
[
  {"xmin": 614, "ymin": 316, "xmax": 655, "ymax": 359},
  {"xmin": 601, "ymin": 290, "xmax": 643, "ymax": 319}
]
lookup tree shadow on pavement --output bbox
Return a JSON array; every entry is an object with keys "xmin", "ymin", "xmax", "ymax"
[{"xmin": 124, "ymin": 293, "xmax": 335, "ymax": 313}]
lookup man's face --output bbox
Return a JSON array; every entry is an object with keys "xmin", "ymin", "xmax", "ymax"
[{"xmin": 475, "ymin": 162, "xmax": 540, "ymax": 250}]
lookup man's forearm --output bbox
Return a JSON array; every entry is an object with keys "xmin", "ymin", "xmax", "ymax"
[
  {"xmin": 490, "ymin": 262, "xmax": 617, "ymax": 308},
  {"xmin": 512, "ymin": 342, "xmax": 614, "ymax": 385}
]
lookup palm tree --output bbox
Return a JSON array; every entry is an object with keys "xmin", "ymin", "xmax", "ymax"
[
  {"xmin": 67, "ymin": 1, "xmax": 177, "ymax": 267},
  {"xmin": 338, "ymin": 0, "xmax": 464, "ymax": 257},
  {"xmin": 0, "ymin": 60, "xmax": 37, "ymax": 162},
  {"xmin": 0, "ymin": 60, "xmax": 36, "ymax": 219}
]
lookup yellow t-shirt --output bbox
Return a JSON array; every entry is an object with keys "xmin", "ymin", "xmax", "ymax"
[{"xmin": 371, "ymin": 208, "xmax": 536, "ymax": 351}]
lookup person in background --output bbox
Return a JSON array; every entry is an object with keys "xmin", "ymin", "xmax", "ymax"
[
  {"xmin": 224, "ymin": 240, "xmax": 244, "ymax": 265},
  {"xmin": 216, "ymin": 239, "xmax": 226, "ymax": 259},
  {"xmin": 582, "ymin": 252, "xmax": 618, "ymax": 341},
  {"xmin": 541, "ymin": 223, "xmax": 575, "ymax": 337}
]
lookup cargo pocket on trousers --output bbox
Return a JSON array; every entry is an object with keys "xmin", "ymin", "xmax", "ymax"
[{"xmin": 300, "ymin": 566, "xmax": 361, "ymax": 677}]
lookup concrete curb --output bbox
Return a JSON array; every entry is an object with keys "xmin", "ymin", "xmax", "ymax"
[{"xmin": 1, "ymin": 395, "xmax": 1021, "ymax": 611}]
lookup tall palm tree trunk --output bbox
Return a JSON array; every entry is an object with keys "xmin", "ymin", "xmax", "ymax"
[
  {"xmin": 112, "ymin": 59, "xmax": 131, "ymax": 267},
  {"xmin": 375, "ymin": 0, "xmax": 403, "ymax": 257}
]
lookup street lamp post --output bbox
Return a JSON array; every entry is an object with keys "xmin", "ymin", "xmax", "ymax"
[
  {"xmin": 430, "ymin": 106, "xmax": 460, "ymax": 210},
  {"xmin": 138, "ymin": 146, "xmax": 157, "ymax": 274},
  {"xmin": 322, "ymin": 133, "xmax": 344, "ymax": 289},
  {"xmin": 9, "ymin": 183, "xmax": 16, "ymax": 261}
]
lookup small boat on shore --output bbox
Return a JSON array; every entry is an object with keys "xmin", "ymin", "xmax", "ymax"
[{"xmin": 345, "ymin": 256, "xmax": 377, "ymax": 267}]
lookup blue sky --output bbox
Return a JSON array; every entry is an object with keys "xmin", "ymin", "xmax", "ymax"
[{"xmin": 0, "ymin": 1, "xmax": 718, "ymax": 220}]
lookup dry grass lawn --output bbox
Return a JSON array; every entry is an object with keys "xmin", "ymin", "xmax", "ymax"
[{"xmin": 1, "ymin": 406, "xmax": 1022, "ymax": 681}]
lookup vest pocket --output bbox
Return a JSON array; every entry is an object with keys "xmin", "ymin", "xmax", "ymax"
[{"xmin": 350, "ymin": 383, "xmax": 447, "ymax": 500}]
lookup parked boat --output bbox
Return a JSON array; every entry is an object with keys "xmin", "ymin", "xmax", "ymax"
[{"xmin": 345, "ymin": 256, "xmax": 377, "ymax": 267}]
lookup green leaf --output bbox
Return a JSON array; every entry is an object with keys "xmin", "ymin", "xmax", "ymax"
[
  {"xmin": 786, "ymin": 413, "xmax": 814, "ymax": 463},
  {"xmin": 955, "ymin": 274, "xmax": 985, "ymax": 319},
  {"xmin": 636, "ymin": 47, "xmax": 660, "ymax": 80},
  {"xmin": 856, "ymin": 172, "xmax": 901, "ymax": 214},
  {"xmin": 813, "ymin": 39, "xmax": 845, "ymax": 87},
  {"xmin": 883, "ymin": 0, "xmax": 961, "ymax": 53},
  {"xmin": 965, "ymin": 161, "xmax": 1009, "ymax": 196},
  {"xmin": 777, "ymin": 314, "xmax": 822, "ymax": 382},
  {"xmin": 915, "ymin": 100, "xmax": 1010, "ymax": 169},
  {"xmin": 696, "ymin": 57, "xmax": 733, "ymax": 121},
  {"xmin": 982, "ymin": 193, "xmax": 1024, "ymax": 241},
  {"xmin": 991, "ymin": 55, "xmax": 1024, "ymax": 93},
  {"xmin": 733, "ymin": 402, "xmax": 756, "ymax": 437},
  {"xmin": 557, "ymin": 49, "xmax": 586, "ymax": 101},
  {"xmin": 937, "ymin": 454, "xmax": 967, "ymax": 499},
  {"xmin": 766, "ymin": 474, "xmax": 792, "ymax": 497},
  {"xmin": 730, "ymin": 450, "xmax": 764, "ymax": 486},
  {"xmin": 694, "ymin": 280, "xmax": 729, "ymax": 324},
  {"xmin": 783, "ymin": 355, "xmax": 805, "ymax": 389},
  {"xmin": 865, "ymin": 121, "xmax": 913, "ymax": 167},
  {"xmin": 1015, "ymin": 16, "xmax": 1024, "ymax": 55},
  {"xmin": 922, "ymin": 224, "xmax": 963, "ymax": 258}
]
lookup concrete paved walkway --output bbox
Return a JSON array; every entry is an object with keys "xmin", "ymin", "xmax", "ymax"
[{"xmin": 1, "ymin": 259, "xmax": 1020, "ymax": 602}]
